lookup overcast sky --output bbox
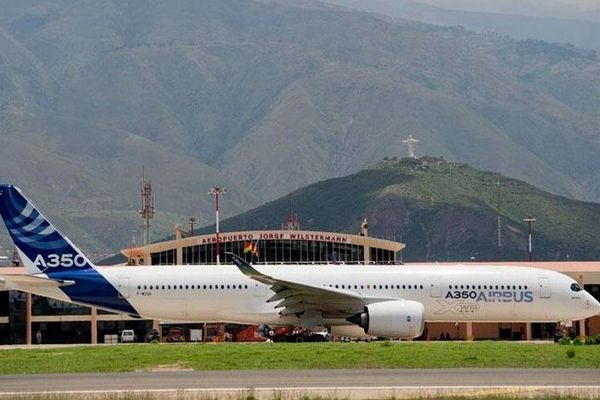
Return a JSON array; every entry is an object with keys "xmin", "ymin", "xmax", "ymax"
[{"xmin": 415, "ymin": 0, "xmax": 600, "ymax": 22}]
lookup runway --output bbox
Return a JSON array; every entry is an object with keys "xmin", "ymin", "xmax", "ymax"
[{"xmin": 1, "ymin": 369, "xmax": 599, "ymax": 398}]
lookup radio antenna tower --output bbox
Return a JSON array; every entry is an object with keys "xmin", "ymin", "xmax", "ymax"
[
  {"xmin": 139, "ymin": 168, "xmax": 155, "ymax": 245},
  {"xmin": 402, "ymin": 135, "xmax": 419, "ymax": 158}
]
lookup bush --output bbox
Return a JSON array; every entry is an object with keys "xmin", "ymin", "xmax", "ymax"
[
  {"xmin": 573, "ymin": 337, "xmax": 582, "ymax": 346},
  {"xmin": 585, "ymin": 336, "xmax": 595, "ymax": 345},
  {"xmin": 566, "ymin": 348, "xmax": 576, "ymax": 358},
  {"xmin": 558, "ymin": 336, "xmax": 571, "ymax": 345}
]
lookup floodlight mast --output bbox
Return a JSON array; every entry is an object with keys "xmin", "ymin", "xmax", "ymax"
[
  {"xmin": 523, "ymin": 215, "xmax": 536, "ymax": 262},
  {"xmin": 209, "ymin": 187, "xmax": 226, "ymax": 265}
]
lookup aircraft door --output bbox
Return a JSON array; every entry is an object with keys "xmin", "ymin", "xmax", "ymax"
[
  {"xmin": 538, "ymin": 277, "xmax": 551, "ymax": 299},
  {"xmin": 117, "ymin": 277, "xmax": 130, "ymax": 299},
  {"xmin": 429, "ymin": 278, "xmax": 442, "ymax": 298}
]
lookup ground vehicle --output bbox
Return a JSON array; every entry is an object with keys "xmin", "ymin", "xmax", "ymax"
[
  {"xmin": 258, "ymin": 325, "xmax": 329, "ymax": 342},
  {"xmin": 120, "ymin": 329, "xmax": 135, "ymax": 343},
  {"xmin": 166, "ymin": 327, "xmax": 185, "ymax": 342},
  {"xmin": 145, "ymin": 329, "xmax": 159, "ymax": 342},
  {"xmin": 189, "ymin": 329, "xmax": 203, "ymax": 342}
]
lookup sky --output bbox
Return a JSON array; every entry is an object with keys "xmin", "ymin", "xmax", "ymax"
[{"xmin": 415, "ymin": 0, "xmax": 600, "ymax": 22}]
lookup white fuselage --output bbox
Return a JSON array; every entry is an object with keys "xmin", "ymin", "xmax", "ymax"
[{"xmin": 49, "ymin": 263, "xmax": 597, "ymax": 326}]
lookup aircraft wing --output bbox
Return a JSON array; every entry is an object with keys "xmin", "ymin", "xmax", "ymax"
[
  {"xmin": 228, "ymin": 253, "xmax": 397, "ymax": 319},
  {"xmin": 0, "ymin": 274, "xmax": 75, "ymax": 291}
]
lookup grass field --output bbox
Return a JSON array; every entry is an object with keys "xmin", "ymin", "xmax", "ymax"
[{"xmin": 0, "ymin": 341, "xmax": 599, "ymax": 374}]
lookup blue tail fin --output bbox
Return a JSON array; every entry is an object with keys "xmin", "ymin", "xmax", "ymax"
[
  {"xmin": 0, "ymin": 184, "xmax": 140, "ymax": 316},
  {"xmin": 0, "ymin": 185, "xmax": 94, "ymax": 275}
]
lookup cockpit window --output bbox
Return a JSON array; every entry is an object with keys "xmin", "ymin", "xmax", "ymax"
[{"xmin": 570, "ymin": 283, "xmax": 583, "ymax": 292}]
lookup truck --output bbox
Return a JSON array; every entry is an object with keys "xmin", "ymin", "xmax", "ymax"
[
  {"xmin": 120, "ymin": 329, "xmax": 135, "ymax": 343},
  {"xmin": 189, "ymin": 329, "xmax": 203, "ymax": 342}
]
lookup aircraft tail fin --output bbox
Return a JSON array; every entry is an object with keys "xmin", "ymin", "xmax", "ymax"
[{"xmin": 0, "ymin": 185, "xmax": 95, "ymax": 275}]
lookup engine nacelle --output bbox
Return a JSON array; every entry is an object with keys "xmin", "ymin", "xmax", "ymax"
[{"xmin": 349, "ymin": 300, "xmax": 425, "ymax": 338}]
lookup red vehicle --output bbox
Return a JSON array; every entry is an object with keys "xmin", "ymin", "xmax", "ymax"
[
  {"xmin": 166, "ymin": 327, "xmax": 185, "ymax": 342},
  {"xmin": 258, "ymin": 325, "xmax": 329, "ymax": 342}
]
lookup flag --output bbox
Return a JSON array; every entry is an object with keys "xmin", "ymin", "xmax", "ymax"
[{"xmin": 244, "ymin": 241, "xmax": 259, "ymax": 256}]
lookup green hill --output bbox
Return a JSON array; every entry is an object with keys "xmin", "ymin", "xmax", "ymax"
[{"xmin": 213, "ymin": 157, "xmax": 600, "ymax": 261}]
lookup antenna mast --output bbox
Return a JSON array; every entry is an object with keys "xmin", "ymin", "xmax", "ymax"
[{"xmin": 139, "ymin": 168, "xmax": 155, "ymax": 245}]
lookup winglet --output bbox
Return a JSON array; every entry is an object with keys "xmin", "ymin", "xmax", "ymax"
[{"xmin": 226, "ymin": 252, "xmax": 275, "ymax": 285}]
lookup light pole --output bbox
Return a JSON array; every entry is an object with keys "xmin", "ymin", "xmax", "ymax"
[
  {"xmin": 188, "ymin": 217, "xmax": 197, "ymax": 237},
  {"xmin": 209, "ymin": 187, "xmax": 226, "ymax": 264},
  {"xmin": 523, "ymin": 215, "xmax": 536, "ymax": 262}
]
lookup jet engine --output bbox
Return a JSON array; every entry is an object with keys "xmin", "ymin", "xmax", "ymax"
[{"xmin": 347, "ymin": 300, "xmax": 425, "ymax": 338}]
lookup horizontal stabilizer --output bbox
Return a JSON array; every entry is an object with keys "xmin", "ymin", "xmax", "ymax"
[{"xmin": 0, "ymin": 274, "xmax": 75, "ymax": 291}]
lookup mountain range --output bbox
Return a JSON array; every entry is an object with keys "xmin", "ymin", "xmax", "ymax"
[
  {"xmin": 0, "ymin": 0, "xmax": 599, "ymax": 256},
  {"xmin": 323, "ymin": 0, "xmax": 600, "ymax": 52}
]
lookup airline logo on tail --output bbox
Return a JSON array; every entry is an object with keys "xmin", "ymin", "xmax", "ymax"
[
  {"xmin": 0, "ymin": 184, "xmax": 92, "ymax": 274},
  {"xmin": 0, "ymin": 184, "xmax": 140, "ymax": 317}
]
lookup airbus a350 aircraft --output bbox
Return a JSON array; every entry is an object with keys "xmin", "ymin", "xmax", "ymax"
[{"xmin": 0, "ymin": 184, "xmax": 598, "ymax": 338}]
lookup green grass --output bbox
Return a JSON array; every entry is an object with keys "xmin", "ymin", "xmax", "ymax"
[{"xmin": 1, "ymin": 342, "xmax": 600, "ymax": 374}]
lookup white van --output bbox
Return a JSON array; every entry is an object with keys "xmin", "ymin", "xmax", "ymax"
[{"xmin": 120, "ymin": 329, "xmax": 135, "ymax": 343}]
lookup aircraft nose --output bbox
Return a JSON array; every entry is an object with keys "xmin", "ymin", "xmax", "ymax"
[{"xmin": 588, "ymin": 295, "xmax": 600, "ymax": 316}]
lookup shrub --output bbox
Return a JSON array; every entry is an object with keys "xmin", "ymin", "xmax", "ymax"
[
  {"xmin": 584, "ymin": 336, "xmax": 595, "ymax": 345},
  {"xmin": 558, "ymin": 336, "xmax": 571, "ymax": 345},
  {"xmin": 573, "ymin": 337, "xmax": 582, "ymax": 346}
]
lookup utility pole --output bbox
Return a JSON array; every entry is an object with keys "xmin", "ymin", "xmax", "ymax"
[
  {"xmin": 496, "ymin": 180, "xmax": 502, "ymax": 260},
  {"xmin": 523, "ymin": 215, "xmax": 536, "ymax": 262},
  {"xmin": 209, "ymin": 187, "xmax": 226, "ymax": 265}
]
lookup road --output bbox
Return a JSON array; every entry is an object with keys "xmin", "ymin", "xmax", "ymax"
[{"xmin": 0, "ymin": 369, "xmax": 599, "ymax": 398}]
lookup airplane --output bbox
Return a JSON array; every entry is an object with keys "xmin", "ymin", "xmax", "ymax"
[{"xmin": 0, "ymin": 184, "xmax": 599, "ymax": 339}]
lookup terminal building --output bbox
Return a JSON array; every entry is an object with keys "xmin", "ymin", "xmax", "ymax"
[{"xmin": 0, "ymin": 223, "xmax": 599, "ymax": 344}]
